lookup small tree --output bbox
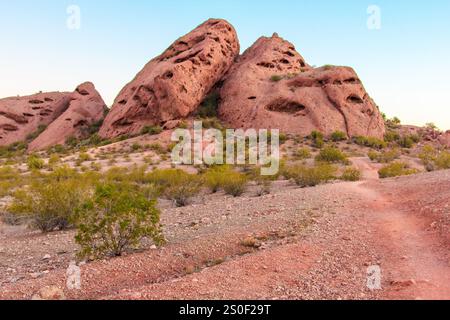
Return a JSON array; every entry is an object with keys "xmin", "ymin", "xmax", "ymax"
[{"xmin": 74, "ymin": 183, "xmax": 164, "ymax": 259}]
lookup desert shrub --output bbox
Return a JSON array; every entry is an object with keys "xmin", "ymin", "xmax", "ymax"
[
  {"xmin": 384, "ymin": 130, "xmax": 400, "ymax": 143},
  {"xmin": 284, "ymin": 164, "xmax": 336, "ymax": 187},
  {"xmin": 270, "ymin": 75, "xmax": 283, "ymax": 82},
  {"xmin": 77, "ymin": 152, "xmax": 91, "ymax": 165},
  {"xmin": 341, "ymin": 167, "xmax": 362, "ymax": 181},
  {"xmin": 148, "ymin": 169, "xmax": 202, "ymax": 206},
  {"xmin": 27, "ymin": 154, "xmax": 45, "ymax": 170},
  {"xmin": 368, "ymin": 149, "xmax": 400, "ymax": 163},
  {"xmin": 435, "ymin": 151, "xmax": 450, "ymax": 169},
  {"xmin": 331, "ymin": 131, "xmax": 347, "ymax": 142},
  {"xmin": 310, "ymin": 131, "xmax": 325, "ymax": 148},
  {"xmin": 0, "ymin": 167, "xmax": 23, "ymax": 197},
  {"xmin": 202, "ymin": 117, "xmax": 225, "ymax": 130},
  {"xmin": 315, "ymin": 147, "xmax": 348, "ymax": 163},
  {"xmin": 398, "ymin": 136, "xmax": 415, "ymax": 149},
  {"xmin": 74, "ymin": 183, "xmax": 164, "ymax": 259},
  {"xmin": 197, "ymin": 92, "xmax": 220, "ymax": 118},
  {"xmin": 8, "ymin": 179, "xmax": 89, "ymax": 232},
  {"xmin": 149, "ymin": 143, "xmax": 166, "ymax": 155},
  {"xmin": 131, "ymin": 143, "xmax": 142, "ymax": 152},
  {"xmin": 293, "ymin": 147, "xmax": 312, "ymax": 160},
  {"xmin": 353, "ymin": 136, "xmax": 387, "ymax": 150},
  {"xmin": 48, "ymin": 154, "xmax": 61, "ymax": 167},
  {"xmin": 26, "ymin": 125, "xmax": 47, "ymax": 142},
  {"xmin": 204, "ymin": 166, "xmax": 229, "ymax": 193},
  {"xmin": 378, "ymin": 162, "xmax": 418, "ymax": 179},
  {"xmin": 221, "ymin": 171, "xmax": 248, "ymax": 197},
  {"xmin": 141, "ymin": 125, "xmax": 163, "ymax": 136}
]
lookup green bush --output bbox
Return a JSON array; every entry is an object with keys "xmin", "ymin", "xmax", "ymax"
[
  {"xmin": 197, "ymin": 92, "xmax": 220, "ymax": 118},
  {"xmin": 398, "ymin": 136, "xmax": 415, "ymax": 149},
  {"xmin": 368, "ymin": 149, "xmax": 400, "ymax": 163},
  {"xmin": 270, "ymin": 75, "xmax": 283, "ymax": 82},
  {"xmin": 341, "ymin": 167, "xmax": 362, "ymax": 181},
  {"xmin": 141, "ymin": 125, "xmax": 163, "ymax": 136},
  {"xmin": 384, "ymin": 130, "xmax": 400, "ymax": 143},
  {"xmin": 27, "ymin": 154, "xmax": 45, "ymax": 170},
  {"xmin": 148, "ymin": 169, "xmax": 202, "ymax": 206},
  {"xmin": 315, "ymin": 147, "xmax": 348, "ymax": 163},
  {"xmin": 221, "ymin": 171, "xmax": 248, "ymax": 197},
  {"xmin": 293, "ymin": 147, "xmax": 312, "ymax": 160},
  {"xmin": 8, "ymin": 178, "xmax": 89, "ymax": 232},
  {"xmin": 310, "ymin": 131, "xmax": 325, "ymax": 148},
  {"xmin": 378, "ymin": 162, "xmax": 418, "ymax": 179},
  {"xmin": 284, "ymin": 164, "xmax": 336, "ymax": 187},
  {"xmin": 331, "ymin": 131, "xmax": 347, "ymax": 142},
  {"xmin": 204, "ymin": 166, "xmax": 229, "ymax": 193},
  {"xmin": 353, "ymin": 136, "xmax": 387, "ymax": 150},
  {"xmin": 435, "ymin": 151, "xmax": 450, "ymax": 169},
  {"xmin": 74, "ymin": 183, "xmax": 164, "ymax": 259}
]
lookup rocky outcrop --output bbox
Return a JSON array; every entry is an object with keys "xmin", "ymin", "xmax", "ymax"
[
  {"xmin": 28, "ymin": 82, "xmax": 107, "ymax": 151},
  {"xmin": 439, "ymin": 131, "xmax": 450, "ymax": 148},
  {"xmin": 0, "ymin": 82, "xmax": 106, "ymax": 151},
  {"xmin": 99, "ymin": 19, "xmax": 240, "ymax": 139},
  {"xmin": 0, "ymin": 92, "xmax": 72, "ymax": 147},
  {"xmin": 219, "ymin": 34, "xmax": 385, "ymax": 138}
]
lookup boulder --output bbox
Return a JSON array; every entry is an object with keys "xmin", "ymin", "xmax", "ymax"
[
  {"xmin": 99, "ymin": 19, "xmax": 240, "ymax": 139},
  {"xmin": 28, "ymin": 82, "xmax": 107, "ymax": 151},
  {"xmin": 218, "ymin": 34, "xmax": 385, "ymax": 139}
]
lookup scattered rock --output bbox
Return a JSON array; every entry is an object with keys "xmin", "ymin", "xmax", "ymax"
[{"xmin": 31, "ymin": 286, "xmax": 66, "ymax": 300}]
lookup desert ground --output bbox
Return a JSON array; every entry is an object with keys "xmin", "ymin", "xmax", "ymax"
[{"xmin": 1, "ymin": 142, "xmax": 449, "ymax": 300}]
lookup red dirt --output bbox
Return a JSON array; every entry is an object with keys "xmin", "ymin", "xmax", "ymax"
[{"xmin": 1, "ymin": 160, "xmax": 449, "ymax": 300}]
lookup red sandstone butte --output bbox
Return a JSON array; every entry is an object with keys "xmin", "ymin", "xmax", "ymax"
[
  {"xmin": 99, "ymin": 19, "xmax": 240, "ymax": 139},
  {"xmin": 218, "ymin": 34, "xmax": 385, "ymax": 138},
  {"xmin": 28, "ymin": 82, "xmax": 107, "ymax": 151}
]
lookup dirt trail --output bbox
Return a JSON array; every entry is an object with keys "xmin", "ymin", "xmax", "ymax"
[{"xmin": 343, "ymin": 180, "xmax": 450, "ymax": 299}]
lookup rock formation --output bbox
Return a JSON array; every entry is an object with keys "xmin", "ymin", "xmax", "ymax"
[
  {"xmin": 218, "ymin": 34, "xmax": 385, "ymax": 138},
  {"xmin": 0, "ymin": 82, "xmax": 106, "ymax": 151},
  {"xmin": 28, "ymin": 82, "xmax": 107, "ymax": 151},
  {"xmin": 99, "ymin": 19, "xmax": 240, "ymax": 139}
]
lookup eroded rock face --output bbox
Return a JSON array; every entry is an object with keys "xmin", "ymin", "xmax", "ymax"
[
  {"xmin": 0, "ymin": 82, "xmax": 106, "ymax": 151},
  {"xmin": 438, "ymin": 131, "xmax": 450, "ymax": 148},
  {"xmin": 219, "ymin": 34, "xmax": 385, "ymax": 138},
  {"xmin": 28, "ymin": 82, "xmax": 107, "ymax": 151},
  {"xmin": 99, "ymin": 19, "xmax": 240, "ymax": 139},
  {"xmin": 0, "ymin": 92, "xmax": 72, "ymax": 147}
]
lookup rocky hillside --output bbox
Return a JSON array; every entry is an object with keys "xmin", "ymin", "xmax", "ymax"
[
  {"xmin": 3, "ymin": 18, "xmax": 389, "ymax": 151},
  {"xmin": 0, "ymin": 82, "xmax": 107, "ymax": 151}
]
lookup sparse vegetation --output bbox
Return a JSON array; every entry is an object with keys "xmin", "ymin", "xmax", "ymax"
[
  {"xmin": 141, "ymin": 125, "xmax": 163, "ymax": 136},
  {"xmin": 315, "ymin": 147, "xmax": 348, "ymax": 164},
  {"xmin": 331, "ymin": 131, "xmax": 347, "ymax": 142},
  {"xmin": 353, "ymin": 136, "xmax": 387, "ymax": 150},
  {"xmin": 310, "ymin": 131, "xmax": 325, "ymax": 149},
  {"xmin": 340, "ymin": 167, "xmax": 362, "ymax": 181},
  {"xmin": 27, "ymin": 154, "xmax": 45, "ymax": 170},
  {"xmin": 378, "ymin": 162, "xmax": 418, "ymax": 179},
  {"xmin": 74, "ymin": 182, "xmax": 164, "ymax": 259},
  {"xmin": 368, "ymin": 149, "xmax": 400, "ymax": 163},
  {"xmin": 293, "ymin": 147, "xmax": 312, "ymax": 160},
  {"xmin": 284, "ymin": 164, "xmax": 337, "ymax": 187}
]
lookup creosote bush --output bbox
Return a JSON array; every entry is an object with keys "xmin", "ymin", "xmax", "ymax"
[
  {"xmin": 368, "ymin": 149, "xmax": 400, "ymax": 163},
  {"xmin": 221, "ymin": 170, "xmax": 248, "ymax": 197},
  {"xmin": 140, "ymin": 125, "xmax": 163, "ymax": 136},
  {"xmin": 148, "ymin": 169, "xmax": 202, "ymax": 207},
  {"xmin": 315, "ymin": 147, "xmax": 348, "ymax": 164},
  {"xmin": 8, "ymin": 178, "xmax": 89, "ymax": 232},
  {"xmin": 27, "ymin": 154, "xmax": 45, "ymax": 170},
  {"xmin": 353, "ymin": 136, "xmax": 387, "ymax": 150},
  {"xmin": 378, "ymin": 162, "xmax": 418, "ymax": 179},
  {"xmin": 341, "ymin": 167, "xmax": 362, "ymax": 181},
  {"xmin": 435, "ymin": 151, "xmax": 450, "ymax": 169},
  {"xmin": 284, "ymin": 164, "xmax": 337, "ymax": 187},
  {"xmin": 293, "ymin": 147, "xmax": 312, "ymax": 160},
  {"xmin": 310, "ymin": 131, "xmax": 324, "ymax": 149},
  {"xmin": 74, "ymin": 183, "xmax": 164, "ymax": 259},
  {"xmin": 331, "ymin": 131, "xmax": 347, "ymax": 142}
]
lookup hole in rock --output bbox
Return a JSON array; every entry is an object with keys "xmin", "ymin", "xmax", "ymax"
[
  {"xmin": 266, "ymin": 99, "xmax": 307, "ymax": 114},
  {"xmin": 347, "ymin": 95, "xmax": 364, "ymax": 104}
]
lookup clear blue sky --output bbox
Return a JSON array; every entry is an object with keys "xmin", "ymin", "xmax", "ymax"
[{"xmin": 1, "ymin": 0, "xmax": 449, "ymax": 130}]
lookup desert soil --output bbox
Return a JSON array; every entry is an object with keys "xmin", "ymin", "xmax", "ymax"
[{"xmin": 1, "ymin": 158, "xmax": 449, "ymax": 300}]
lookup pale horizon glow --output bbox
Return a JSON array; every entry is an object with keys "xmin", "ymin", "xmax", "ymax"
[{"xmin": 0, "ymin": 0, "xmax": 449, "ymax": 130}]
